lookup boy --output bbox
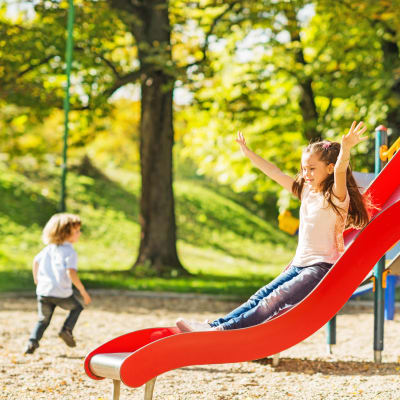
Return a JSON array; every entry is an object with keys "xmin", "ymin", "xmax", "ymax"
[{"xmin": 25, "ymin": 213, "xmax": 91, "ymax": 354}]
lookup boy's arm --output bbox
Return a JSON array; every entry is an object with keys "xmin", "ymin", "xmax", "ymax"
[
  {"xmin": 236, "ymin": 131, "xmax": 295, "ymax": 194},
  {"xmin": 67, "ymin": 269, "xmax": 92, "ymax": 305},
  {"xmin": 32, "ymin": 261, "xmax": 39, "ymax": 285}
]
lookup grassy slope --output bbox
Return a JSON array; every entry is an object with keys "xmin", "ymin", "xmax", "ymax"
[{"xmin": 0, "ymin": 161, "xmax": 296, "ymax": 298}]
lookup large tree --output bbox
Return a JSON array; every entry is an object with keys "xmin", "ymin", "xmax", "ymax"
[{"xmin": 0, "ymin": 0, "xmax": 243, "ymax": 275}]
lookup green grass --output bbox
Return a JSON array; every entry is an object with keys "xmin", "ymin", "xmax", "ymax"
[{"xmin": 0, "ymin": 159, "xmax": 296, "ymax": 298}]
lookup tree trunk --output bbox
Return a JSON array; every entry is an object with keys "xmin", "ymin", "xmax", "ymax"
[
  {"xmin": 285, "ymin": 5, "xmax": 320, "ymax": 142},
  {"xmin": 109, "ymin": 0, "xmax": 186, "ymax": 275},
  {"xmin": 134, "ymin": 70, "xmax": 185, "ymax": 275},
  {"xmin": 298, "ymin": 78, "xmax": 319, "ymax": 142}
]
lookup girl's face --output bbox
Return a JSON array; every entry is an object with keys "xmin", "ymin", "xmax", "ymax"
[
  {"xmin": 67, "ymin": 225, "xmax": 81, "ymax": 243},
  {"xmin": 301, "ymin": 152, "xmax": 334, "ymax": 191}
]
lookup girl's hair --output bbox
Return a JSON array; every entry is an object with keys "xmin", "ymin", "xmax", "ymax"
[
  {"xmin": 292, "ymin": 140, "xmax": 370, "ymax": 229},
  {"xmin": 42, "ymin": 213, "xmax": 81, "ymax": 245}
]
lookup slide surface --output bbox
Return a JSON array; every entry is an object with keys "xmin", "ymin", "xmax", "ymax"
[{"xmin": 85, "ymin": 150, "xmax": 400, "ymax": 388}]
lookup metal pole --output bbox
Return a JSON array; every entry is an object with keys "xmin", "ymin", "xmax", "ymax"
[
  {"xmin": 144, "ymin": 378, "xmax": 157, "ymax": 400},
  {"xmin": 61, "ymin": 0, "xmax": 75, "ymax": 212},
  {"xmin": 112, "ymin": 379, "xmax": 120, "ymax": 400},
  {"xmin": 326, "ymin": 315, "xmax": 336, "ymax": 354},
  {"xmin": 373, "ymin": 125, "xmax": 388, "ymax": 363},
  {"xmin": 272, "ymin": 353, "xmax": 280, "ymax": 367}
]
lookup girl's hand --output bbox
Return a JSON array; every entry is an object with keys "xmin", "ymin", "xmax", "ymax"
[
  {"xmin": 236, "ymin": 131, "xmax": 249, "ymax": 155},
  {"xmin": 342, "ymin": 121, "xmax": 368, "ymax": 150}
]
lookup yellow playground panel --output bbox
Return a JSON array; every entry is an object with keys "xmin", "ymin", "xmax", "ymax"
[
  {"xmin": 278, "ymin": 210, "xmax": 299, "ymax": 235},
  {"xmin": 380, "ymin": 137, "xmax": 400, "ymax": 162}
]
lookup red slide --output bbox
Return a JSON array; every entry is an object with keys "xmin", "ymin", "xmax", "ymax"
[{"xmin": 85, "ymin": 150, "xmax": 400, "ymax": 389}]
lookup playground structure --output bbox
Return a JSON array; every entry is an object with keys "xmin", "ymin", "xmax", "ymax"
[{"xmin": 84, "ymin": 132, "xmax": 400, "ymax": 400}]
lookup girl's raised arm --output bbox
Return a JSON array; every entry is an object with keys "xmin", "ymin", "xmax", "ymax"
[
  {"xmin": 333, "ymin": 121, "xmax": 368, "ymax": 201},
  {"xmin": 236, "ymin": 131, "xmax": 295, "ymax": 194}
]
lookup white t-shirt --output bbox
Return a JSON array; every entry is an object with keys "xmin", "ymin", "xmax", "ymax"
[
  {"xmin": 292, "ymin": 184, "xmax": 350, "ymax": 267},
  {"xmin": 34, "ymin": 243, "xmax": 78, "ymax": 298}
]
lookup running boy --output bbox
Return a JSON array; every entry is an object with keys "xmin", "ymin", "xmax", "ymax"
[{"xmin": 25, "ymin": 213, "xmax": 91, "ymax": 354}]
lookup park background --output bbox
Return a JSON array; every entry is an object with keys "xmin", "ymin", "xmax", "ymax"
[{"xmin": 1, "ymin": 0, "xmax": 400, "ymax": 299}]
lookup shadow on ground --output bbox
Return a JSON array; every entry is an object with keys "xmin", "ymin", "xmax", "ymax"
[{"xmin": 254, "ymin": 357, "xmax": 399, "ymax": 376}]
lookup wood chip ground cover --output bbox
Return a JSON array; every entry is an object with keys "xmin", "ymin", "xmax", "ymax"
[{"xmin": 1, "ymin": 292, "xmax": 400, "ymax": 399}]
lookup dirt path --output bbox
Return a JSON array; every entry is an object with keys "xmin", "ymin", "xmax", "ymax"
[{"xmin": 1, "ymin": 292, "xmax": 400, "ymax": 400}]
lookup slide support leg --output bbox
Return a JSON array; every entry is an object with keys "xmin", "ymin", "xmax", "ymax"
[
  {"xmin": 144, "ymin": 377, "xmax": 157, "ymax": 400},
  {"xmin": 326, "ymin": 315, "xmax": 336, "ymax": 354},
  {"xmin": 112, "ymin": 379, "xmax": 120, "ymax": 400},
  {"xmin": 272, "ymin": 353, "xmax": 280, "ymax": 367}
]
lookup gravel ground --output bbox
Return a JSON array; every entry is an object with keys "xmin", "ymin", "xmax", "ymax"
[{"xmin": 1, "ymin": 291, "xmax": 400, "ymax": 400}]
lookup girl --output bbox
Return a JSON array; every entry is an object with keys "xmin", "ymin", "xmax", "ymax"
[{"xmin": 176, "ymin": 121, "xmax": 369, "ymax": 332}]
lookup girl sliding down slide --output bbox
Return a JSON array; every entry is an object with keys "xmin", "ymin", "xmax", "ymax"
[{"xmin": 177, "ymin": 122, "xmax": 370, "ymax": 332}]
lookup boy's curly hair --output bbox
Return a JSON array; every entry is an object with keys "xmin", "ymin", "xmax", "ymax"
[{"xmin": 42, "ymin": 213, "xmax": 81, "ymax": 245}]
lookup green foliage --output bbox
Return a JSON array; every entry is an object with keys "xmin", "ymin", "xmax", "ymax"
[
  {"xmin": 0, "ymin": 0, "xmax": 139, "ymax": 160},
  {"xmin": 0, "ymin": 1, "xmax": 136, "ymax": 110},
  {"xmin": 173, "ymin": 0, "xmax": 400, "ymax": 206},
  {"xmin": 3, "ymin": 0, "xmax": 394, "ymax": 188}
]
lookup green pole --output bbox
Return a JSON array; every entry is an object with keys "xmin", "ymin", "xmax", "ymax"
[
  {"xmin": 373, "ymin": 125, "xmax": 388, "ymax": 363},
  {"xmin": 61, "ymin": 0, "xmax": 75, "ymax": 212},
  {"xmin": 326, "ymin": 314, "xmax": 336, "ymax": 354}
]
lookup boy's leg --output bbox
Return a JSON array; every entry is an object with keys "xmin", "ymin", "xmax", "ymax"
[
  {"xmin": 210, "ymin": 265, "xmax": 301, "ymax": 327},
  {"xmin": 29, "ymin": 297, "xmax": 56, "ymax": 343},
  {"xmin": 56, "ymin": 295, "xmax": 83, "ymax": 347},
  {"xmin": 219, "ymin": 263, "xmax": 331, "ymax": 330},
  {"xmin": 57, "ymin": 295, "xmax": 83, "ymax": 332}
]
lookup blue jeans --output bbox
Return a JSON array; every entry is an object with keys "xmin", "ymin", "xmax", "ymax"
[
  {"xmin": 29, "ymin": 294, "xmax": 83, "ymax": 343},
  {"xmin": 210, "ymin": 262, "xmax": 332, "ymax": 330}
]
